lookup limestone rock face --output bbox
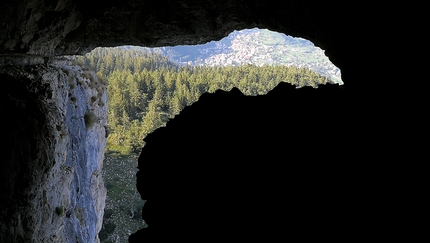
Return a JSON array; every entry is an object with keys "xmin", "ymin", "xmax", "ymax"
[{"xmin": 0, "ymin": 58, "xmax": 107, "ymax": 243}]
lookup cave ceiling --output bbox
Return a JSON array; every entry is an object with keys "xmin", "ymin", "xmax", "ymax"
[{"xmin": 0, "ymin": 0, "xmax": 372, "ymax": 88}]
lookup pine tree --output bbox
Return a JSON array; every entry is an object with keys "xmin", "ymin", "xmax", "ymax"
[{"xmin": 141, "ymin": 100, "xmax": 164, "ymax": 138}]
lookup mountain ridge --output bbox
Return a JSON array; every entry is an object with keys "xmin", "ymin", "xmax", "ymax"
[{"xmin": 123, "ymin": 28, "xmax": 343, "ymax": 84}]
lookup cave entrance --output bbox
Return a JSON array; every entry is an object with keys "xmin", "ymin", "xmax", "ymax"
[{"xmin": 74, "ymin": 27, "xmax": 342, "ymax": 243}]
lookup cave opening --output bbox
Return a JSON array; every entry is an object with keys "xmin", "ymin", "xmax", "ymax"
[
  {"xmin": 71, "ymin": 27, "xmax": 343, "ymax": 243},
  {"xmin": 3, "ymin": 1, "xmax": 404, "ymax": 242}
]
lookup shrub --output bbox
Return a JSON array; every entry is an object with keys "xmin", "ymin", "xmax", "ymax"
[
  {"xmin": 84, "ymin": 111, "xmax": 98, "ymax": 129},
  {"xmin": 55, "ymin": 206, "xmax": 64, "ymax": 216}
]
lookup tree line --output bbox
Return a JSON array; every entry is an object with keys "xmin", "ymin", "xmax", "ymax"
[{"xmin": 75, "ymin": 47, "xmax": 333, "ymax": 154}]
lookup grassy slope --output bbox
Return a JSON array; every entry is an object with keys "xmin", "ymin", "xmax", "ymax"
[{"xmin": 100, "ymin": 154, "xmax": 146, "ymax": 243}]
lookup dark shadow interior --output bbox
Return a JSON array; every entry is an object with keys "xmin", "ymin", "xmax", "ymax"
[{"xmin": 0, "ymin": 1, "xmax": 406, "ymax": 242}]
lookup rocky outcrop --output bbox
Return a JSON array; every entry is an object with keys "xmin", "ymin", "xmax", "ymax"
[{"xmin": 0, "ymin": 58, "xmax": 107, "ymax": 243}]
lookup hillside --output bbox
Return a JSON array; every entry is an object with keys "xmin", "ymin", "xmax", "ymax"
[
  {"xmin": 76, "ymin": 31, "xmax": 343, "ymax": 242},
  {"xmin": 125, "ymin": 28, "xmax": 343, "ymax": 84}
]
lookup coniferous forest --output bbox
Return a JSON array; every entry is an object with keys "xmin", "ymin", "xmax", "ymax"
[
  {"xmin": 75, "ymin": 46, "xmax": 335, "ymax": 243},
  {"xmin": 76, "ymin": 47, "xmax": 332, "ymax": 155}
]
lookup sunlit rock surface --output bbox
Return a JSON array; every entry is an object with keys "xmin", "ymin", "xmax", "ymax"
[{"xmin": 0, "ymin": 58, "xmax": 107, "ymax": 242}]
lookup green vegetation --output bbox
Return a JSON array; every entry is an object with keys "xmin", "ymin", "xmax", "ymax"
[
  {"xmin": 98, "ymin": 154, "xmax": 145, "ymax": 243},
  {"xmin": 55, "ymin": 206, "xmax": 64, "ymax": 216},
  {"xmin": 145, "ymin": 28, "xmax": 343, "ymax": 84},
  {"xmin": 76, "ymin": 47, "xmax": 332, "ymax": 155},
  {"xmin": 84, "ymin": 111, "xmax": 98, "ymax": 129},
  {"xmin": 258, "ymin": 29, "xmax": 286, "ymax": 45},
  {"xmin": 74, "ymin": 46, "xmax": 334, "ymax": 242}
]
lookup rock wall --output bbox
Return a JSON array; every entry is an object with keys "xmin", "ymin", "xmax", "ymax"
[{"xmin": 0, "ymin": 58, "xmax": 107, "ymax": 243}]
